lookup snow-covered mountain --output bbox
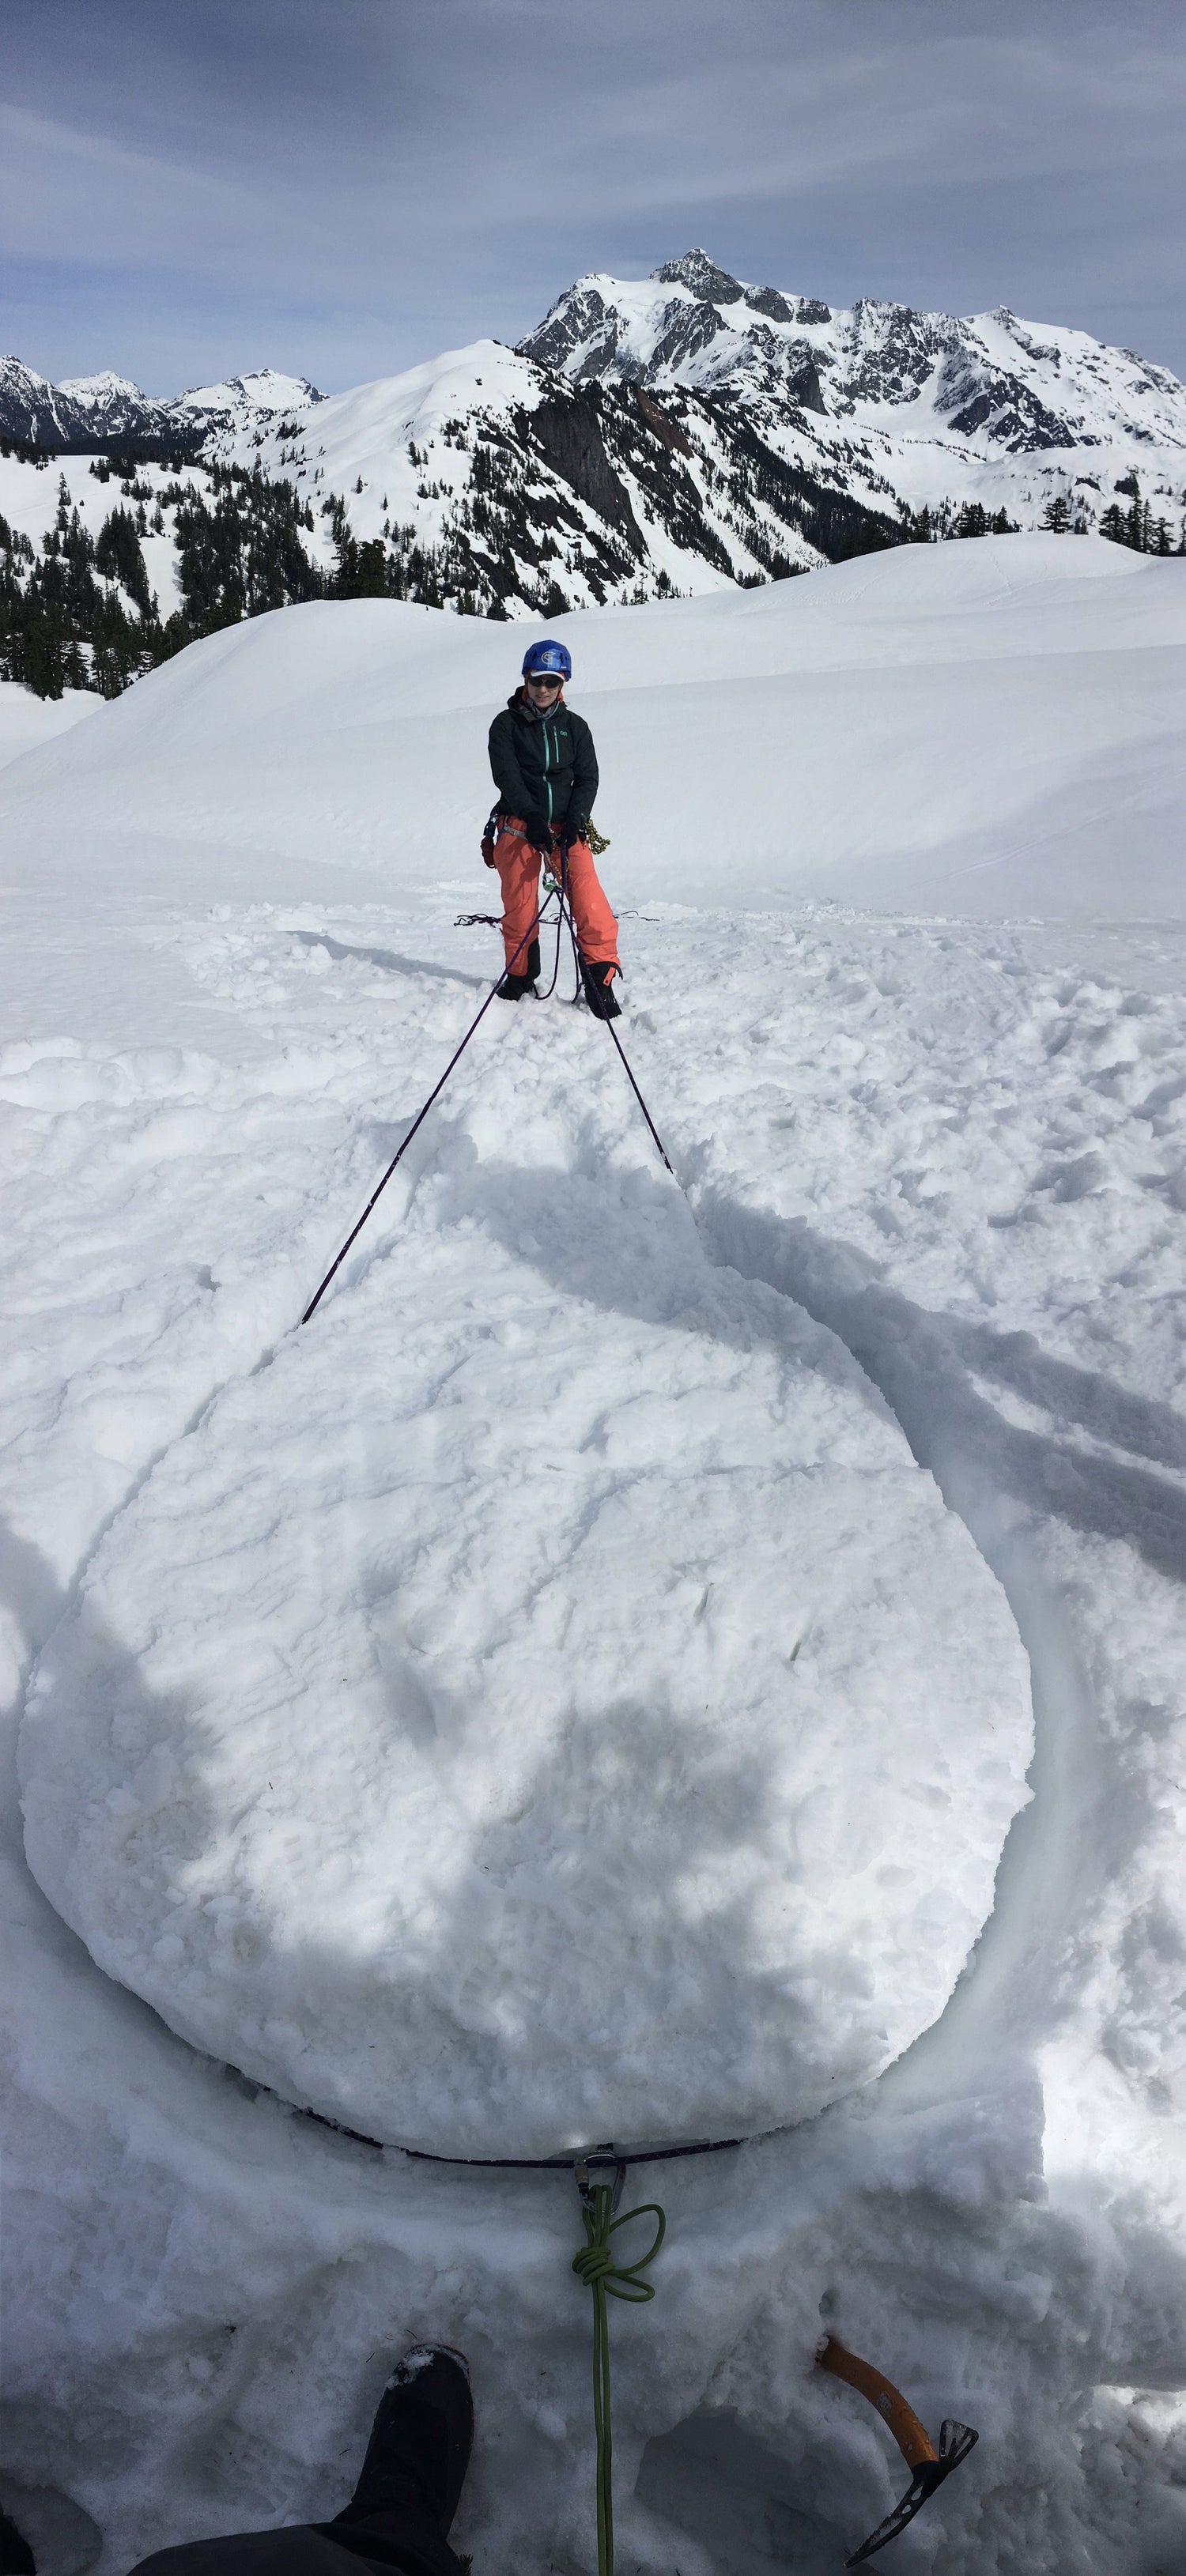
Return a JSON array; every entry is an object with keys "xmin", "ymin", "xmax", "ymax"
[
  {"xmin": 5, "ymin": 251, "xmax": 1185, "ymax": 699},
  {"xmin": 523, "ymin": 247, "xmax": 1186, "ymax": 453},
  {"xmin": 209, "ymin": 256, "xmax": 1186, "ymax": 613},
  {"xmin": 202, "ymin": 336, "xmax": 905, "ymax": 617},
  {"xmin": 170, "ymin": 368, "xmax": 324, "ymax": 443},
  {"xmin": 520, "ymin": 248, "xmax": 1186, "ymax": 527},
  {"xmin": 0, "ymin": 354, "xmax": 322, "ymax": 453}
]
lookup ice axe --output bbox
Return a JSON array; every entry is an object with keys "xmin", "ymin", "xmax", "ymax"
[{"xmin": 816, "ymin": 2334, "xmax": 978, "ymax": 2565}]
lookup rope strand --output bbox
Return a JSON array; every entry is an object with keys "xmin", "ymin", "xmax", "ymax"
[
  {"xmin": 301, "ymin": 894, "xmax": 557, "ymax": 1322},
  {"xmin": 572, "ymin": 2178, "xmax": 667, "ymax": 2576},
  {"xmin": 554, "ymin": 858, "xmax": 674, "ymax": 1174}
]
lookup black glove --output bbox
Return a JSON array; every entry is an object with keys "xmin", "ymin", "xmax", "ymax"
[
  {"xmin": 522, "ymin": 812, "xmax": 553, "ymax": 855},
  {"xmin": 561, "ymin": 815, "xmax": 587, "ymax": 847}
]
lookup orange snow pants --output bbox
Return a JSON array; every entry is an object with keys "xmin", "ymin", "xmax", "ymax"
[{"xmin": 493, "ymin": 819, "xmax": 620, "ymax": 978}]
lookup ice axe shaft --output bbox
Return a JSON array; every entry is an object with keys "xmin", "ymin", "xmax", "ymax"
[
  {"xmin": 818, "ymin": 2336, "xmax": 935, "ymax": 2469},
  {"xmin": 816, "ymin": 2335, "xmax": 978, "ymax": 2566}
]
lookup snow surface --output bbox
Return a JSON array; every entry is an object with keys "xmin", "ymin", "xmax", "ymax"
[
  {"xmin": 21, "ymin": 1062, "xmax": 1029, "ymax": 2157},
  {"xmin": 0, "ymin": 679, "xmax": 96, "ymax": 770},
  {"xmin": 5, "ymin": 536, "xmax": 1186, "ymax": 2572}
]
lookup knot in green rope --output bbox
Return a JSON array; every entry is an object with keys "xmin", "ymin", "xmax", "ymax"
[
  {"xmin": 572, "ymin": 2206, "xmax": 664, "ymax": 2298},
  {"xmin": 572, "ymin": 2181, "xmax": 667, "ymax": 2576}
]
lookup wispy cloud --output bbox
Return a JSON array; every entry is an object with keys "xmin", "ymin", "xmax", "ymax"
[{"xmin": 2, "ymin": 0, "xmax": 1184, "ymax": 390}]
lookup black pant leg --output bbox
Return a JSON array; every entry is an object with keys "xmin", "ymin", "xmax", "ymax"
[
  {"xmin": 128, "ymin": 2510, "xmax": 466, "ymax": 2576},
  {"xmin": 129, "ymin": 2534, "xmax": 371, "ymax": 2576},
  {"xmin": 315, "ymin": 2503, "xmax": 466, "ymax": 2576}
]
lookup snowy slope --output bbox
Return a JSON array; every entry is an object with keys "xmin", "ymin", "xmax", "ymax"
[
  {"xmin": 0, "ymin": 448, "xmax": 229, "ymax": 627},
  {"xmin": 7, "ymin": 247, "xmax": 1185, "ymax": 664},
  {"xmin": 4, "ymin": 538, "xmax": 1186, "ymax": 2573},
  {"xmin": 3, "ymin": 341, "xmax": 900, "ymax": 650},
  {"xmin": 203, "ymin": 335, "xmax": 907, "ymax": 612},
  {"xmin": 6, "ymin": 531, "xmax": 1182, "ymax": 922}
]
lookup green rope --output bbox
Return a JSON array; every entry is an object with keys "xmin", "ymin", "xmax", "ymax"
[{"xmin": 572, "ymin": 2183, "xmax": 667, "ymax": 2576}]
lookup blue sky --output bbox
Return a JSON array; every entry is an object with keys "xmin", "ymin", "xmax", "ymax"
[{"xmin": 2, "ymin": 0, "xmax": 1184, "ymax": 394}]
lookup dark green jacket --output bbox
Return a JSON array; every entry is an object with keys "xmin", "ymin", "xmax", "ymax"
[{"xmin": 488, "ymin": 692, "xmax": 599, "ymax": 838}]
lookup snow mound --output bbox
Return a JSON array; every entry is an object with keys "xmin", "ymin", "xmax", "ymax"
[
  {"xmin": 4, "ymin": 534, "xmax": 1183, "ymax": 926},
  {"xmin": 20, "ymin": 1061, "xmax": 1031, "ymax": 2156}
]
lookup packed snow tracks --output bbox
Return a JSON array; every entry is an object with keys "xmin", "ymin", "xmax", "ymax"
[{"xmin": 18, "ymin": 1015, "xmax": 1031, "ymax": 2156}]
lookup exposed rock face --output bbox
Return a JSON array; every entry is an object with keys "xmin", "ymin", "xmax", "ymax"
[
  {"xmin": 55, "ymin": 372, "xmax": 168, "ymax": 445},
  {"xmin": 653, "ymin": 248, "xmax": 745, "ymax": 303},
  {"xmin": 0, "ymin": 358, "xmax": 96, "ymax": 449},
  {"xmin": 649, "ymin": 296, "xmax": 727, "ymax": 374},
  {"xmin": 519, "ymin": 390, "xmax": 644, "ymax": 544},
  {"xmin": 744, "ymin": 285, "xmax": 797, "ymax": 324}
]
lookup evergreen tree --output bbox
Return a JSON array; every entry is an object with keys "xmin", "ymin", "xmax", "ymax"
[
  {"xmin": 22, "ymin": 610, "xmax": 66, "ymax": 700},
  {"xmin": 344, "ymin": 537, "xmax": 387, "ymax": 598},
  {"xmin": 1127, "ymin": 488, "xmax": 1150, "ymax": 553},
  {"xmin": 1041, "ymin": 494, "xmax": 1071, "ymax": 533},
  {"xmin": 96, "ymin": 507, "xmax": 153, "ymax": 614}
]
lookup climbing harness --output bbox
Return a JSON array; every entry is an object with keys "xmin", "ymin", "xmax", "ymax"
[
  {"xmin": 572, "ymin": 2159, "xmax": 666, "ymax": 2576},
  {"xmin": 817, "ymin": 2336, "xmax": 979, "ymax": 2565},
  {"xmin": 302, "ymin": 850, "xmax": 672, "ymax": 1321}
]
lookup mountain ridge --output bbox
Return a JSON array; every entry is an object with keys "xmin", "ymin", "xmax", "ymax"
[
  {"xmin": 0, "ymin": 355, "xmax": 323, "ymax": 454},
  {"xmin": 520, "ymin": 248, "xmax": 1186, "ymax": 460},
  {"xmin": 3, "ymin": 254, "xmax": 1184, "ymax": 703}
]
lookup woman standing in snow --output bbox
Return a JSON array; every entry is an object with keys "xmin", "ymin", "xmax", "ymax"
[{"xmin": 486, "ymin": 639, "xmax": 621, "ymax": 1018}]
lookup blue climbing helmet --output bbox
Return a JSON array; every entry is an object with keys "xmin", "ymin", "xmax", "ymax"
[{"xmin": 522, "ymin": 638, "xmax": 571, "ymax": 681}]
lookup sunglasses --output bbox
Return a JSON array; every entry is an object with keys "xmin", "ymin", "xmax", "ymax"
[{"xmin": 527, "ymin": 673, "xmax": 562, "ymax": 687}]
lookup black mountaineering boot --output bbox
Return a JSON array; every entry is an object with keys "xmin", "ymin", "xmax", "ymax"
[
  {"xmin": 324, "ymin": 2344, "xmax": 474, "ymax": 2571},
  {"xmin": 497, "ymin": 937, "xmax": 540, "ymax": 1001},
  {"xmin": 581, "ymin": 957, "xmax": 621, "ymax": 1020}
]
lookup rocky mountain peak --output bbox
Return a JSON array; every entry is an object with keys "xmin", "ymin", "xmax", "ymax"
[
  {"xmin": 519, "ymin": 253, "xmax": 1186, "ymax": 462},
  {"xmin": 652, "ymin": 249, "xmax": 744, "ymax": 304}
]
